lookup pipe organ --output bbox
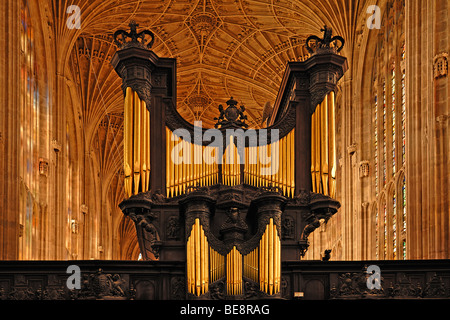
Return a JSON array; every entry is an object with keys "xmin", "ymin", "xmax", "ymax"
[
  {"xmin": 244, "ymin": 129, "xmax": 295, "ymax": 197},
  {"xmin": 186, "ymin": 218, "xmax": 209, "ymax": 296},
  {"xmin": 222, "ymin": 137, "xmax": 242, "ymax": 187},
  {"xmin": 226, "ymin": 246, "xmax": 243, "ymax": 295},
  {"xmin": 147, "ymin": 100, "xmax": 334, "ymax": 200},
  {"xmin": 311, "ymin": 91, "xmax": 337, "ymax": 198},
  {"xmin": 258, "ymin": 218, "xmax": 281, "ymax": 295},
  {"xmin": 166, "ymin": 127, "xmax": 219, "ymax": 197},
  {"xmin": 114, "ymin": 23, "xmax": 347, "ymax": 300},
  {"xmin": 123, "ymin": 87, "xmax": 151, "ymax": 198},
  {"xmin": 181, "ymin": 191, "xmax": 285, "ymax": 297}
]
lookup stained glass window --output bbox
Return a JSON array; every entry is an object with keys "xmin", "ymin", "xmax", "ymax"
[
  {"xmin": 383, "ymin": 201, "xmax": 387, "ymax": 259},
  {"xmin": 20, "ymin": 0, "xmax": 38, "ymax": 259},
  {"xmin": 393, "ymin": 193, "xmax": 397, "ymax": 259},
  {"xmin": 372, "ymin": 2, "xmax": 406, "ymax": 260},
  {"xmin": 402, "ymin": 175, "xmax": 406, "ymax": 259},
  {"xmin": 382, "ymin": 81, "xmax": 387, "ymax": 186},
  {"xmin": 374, "ymin": 94, "xmax": 378, "ymax": 196},
  {"xmin": 375, "ymin": 205, "xmax": 379, "ymax": 260},
  {"xmin": 401, "ymin": 44, "xmax": 406, "ymax": 166},
  {"xmin": 391, "ymin": 62, "xmax": 396, "ymax": 176},
  {"xmin": 19, "ymin": 0, "xmax": 50, "ymax": 260}
]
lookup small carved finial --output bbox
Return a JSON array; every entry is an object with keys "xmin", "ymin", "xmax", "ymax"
[
  {"xmin": 305, "ymin": 25, "xmax": 345, "ymax": 54},
  {"xmin": 113, "ymin": 20, "xmax": 155, "ymax": 49}
]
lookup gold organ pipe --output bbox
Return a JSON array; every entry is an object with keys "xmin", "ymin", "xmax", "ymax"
[
  {"xmin": 175, "ymin": 133, "xmax": 180, "ymax": 197},
  {"xmin": 186, "ymin": 218, "xmax": 210, "ymax": 296},
  {"xmin": 195, "ymin": 141, "xmax": 200, "ymax": 186},
  {"xmin": 140, "ymin": 100, "xmax": 147, "ymax": 192},
  {"xmin": 328, "ymin": 92, "xmax": 336, "ymax": 198},
  {"xmin": 206, "ymin": 145, "xmax": 210, "ymax": 186},
  {"xmin": 256, "ymin": 146, "xmax": 261, "ymax": 187},
  {"xmin": 213, "ymin": 147, "xmax": 217, "ymax": 184},
  {"xmin": 201, "ymin": 226, "xmax": 207, "ymax": 294},
  {"xmin": 233, "ymin": 141, "xmax": 237, "ymax": 186},
  {"xmin": 191, "ymin": 231, "xmax": 195, "ymax": 294},
  {"xmin": 256, "ymin": 146, "xmax": 264, "ymax": 187},
  {"xmin": 259, "ymin": 236, "xmax": 264, "ymax": 290},
  {"xmin": 315, "ymin": 105, "xmax": 322, "ymax": 193},
  {"xmin": 188, "ymin": 232, "xmax": 194, "ymax": 294},
  {"xmin": 187, "ymin": 234, "xmax": 191, "ymax": 292},
  {"xmin": 181, "ymin": 139, "xmax": 186, "ymax": 194},
  {"xmin": 168, "ymin": 127, "xmax": 174, "ymax": 197},
  {"xmin": 231, "ymin": 138, "xmax": 235, "ymax": 186},
  {"xmin": 202, "ymin": 145, "xmax": 206, "ymax": 187},
  {"xmin": 243, "ymin": 248, "xmax": 259, "ymax": 283},
  {"xmin": 244, "ymin": 147, "xmax": 248, "ymax": 184},
  {"xmin": 250, "ymin": 147, "xmax": 254, "ymax": 186},
  {"xmin": 145, "ymin": 101, "xmax": 150, "ymax": 192},
  {"xmin": 166, "ymin": 127, "xmax": 170, "ymax": 196},
  {"xmin": 195, "ymin": 219, "xmax": 201, "ymax": 296},
  {"xmin": 199, "ymin": 144, "xmax": 203, "ymax": 187},
  {"xmin": 178, "ymin": 137, "xmax": 183, "ymax": 195},
  {"xmin": 171, "ymin": 130, "xmax": 176, "ymax": 197},
  {"xmin": 124, "ymin": 87, "xmax": 133, "ymax": 198},
  {"xmin": 227, "ymin": 250, "xmax": 230, "ymax": 294},
  {"xmin": 171, "ymin": 132, "xmax": 176, "ymax": 197},
  {"xmin": 133, "ymin": 91, "xmax": 141, "ymax": 195},
  {"xmin": 264, "ymin": 224, "xmax": 268, "ymax": 293},
  {"xmin": 246, "ymin": 147, "xmax": 250, "ymax": 186},
  {"xmin": 310, "ymin": 92, "xmax": 336, "ymax": 198},
  {"xmin": 238, "ymin": 130, "xmax": 298, "ymax": 197},
  {"xmin": 273, "ymin": 140, "xmax": 277, "ymax": 188},
  {"xmin": 209, "ymin": 146, "xmax": 213, "ymax": 185},
  {"xmin": 228, "ymin": 139, "xmax": 232, "ymax": 186},
  {"xmin": 123, "ymin": 88, "xmax": 154, "ymax": 196},
  {"xmin": 290, "ymin": 129, "xmax": 295, "ymax": 196},
  {"xmin": 268, "ymin": 218, "xmax": 274, "ymax": 295},
  {"xmin": 259, "ymin": 238, "xmax": 262, "ymax": 288},
  {"xmin": 274, "ymin": 222, "xmax": 280, "ymax": 294},
  {"xmin": 210, "ymin": 247, "xmax": 214, "ymax": 282},
  {"xmin": 267, "ymin": 147, "xmax": 270, "ymax": 187},
  {"xmin": 226, "ymin": 246, "xmax": 243, "ymax": 295},
  {"xmin": 287, "ymin": 132, "xmax": 291, "ymax": 196},
  {"xmin": 311, "ymin": 111, "xmax": 316, "ymax": 193},
  {"xmin": 205, "ymin": 146, "xmax": 209, "ymax": 185},
  {"xmin": 313, "ymin": 106, "xmax": 319, "ymax": 193},
  {"xmin": 234, "ymin": 247, "xmax": 237, "ymax": 294},
  {"xmin": 166, "ymin": 127, "xmax": 221, "ymax": 198},
  {"xmin": 250, "ymin": 147, "xmax": 255, "ymax": 186},
  {"xmin": 253, "ymin": 249, "xmax": 256, "ymax": 281},
  {"xmin": 321, "ymin": 97, "xmax": 329, "ymax": 196},
  {"xmin": 276, "ymin": 139, "xmax": 281, "ymax": 189},
  {"xmin": 255, "ymin": 146, "xmax": 258, "ymax": 187},
  {"xmin": 281, "ymin": 136, "xmax": 287, "ymax": 195},
  {"xmin": 258, "ymin": 218, "xmax": 281, "ymax": 295}
]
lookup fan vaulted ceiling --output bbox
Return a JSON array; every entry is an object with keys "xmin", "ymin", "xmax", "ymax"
[{"xmin": 64, "ymin": 0, "xmax": 367, "ymax": 128}]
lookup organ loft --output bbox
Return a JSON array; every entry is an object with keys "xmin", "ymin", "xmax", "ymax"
[
  {"xmin": 115, "ymin": 21, "xmax": 346, "ymax": 298},
  {"xmin": 0, "ymin": 0, "xmax": 449, "ymax": 301}
]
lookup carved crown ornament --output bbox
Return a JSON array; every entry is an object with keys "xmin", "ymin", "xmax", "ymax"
[
  {"xmin": 214, "ymin": 97, "xmax": 248, "ymax": 129},
  {"xmin": 306, "ymin": 25, "xmax": 345, "ymax": 55},
  {"xmin": 113, "ymin": 21, "xmax": 155, "ymax": 50}
]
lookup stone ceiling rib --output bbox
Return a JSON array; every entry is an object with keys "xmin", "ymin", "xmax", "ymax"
[{"xmin": 61, "ymin": 0, "xmax": 367, "ymax": 128}]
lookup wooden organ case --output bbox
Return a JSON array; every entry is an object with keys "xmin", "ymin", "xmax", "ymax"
[{"xmin": 112, "ymin": 22, "xmax": 348, "ymax": 299}]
